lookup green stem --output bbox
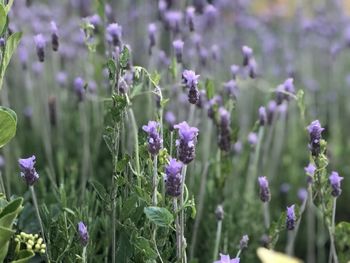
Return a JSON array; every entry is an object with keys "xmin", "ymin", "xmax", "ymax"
[
  {"xmin": 30, "ymin": 186, "xmax": 50, "ymax": 263},
  {"xmin": 82, "ymin": 246, "xmax": 87, "ymax": 263},
  {"xmin": 180, "ymin": 165, "xmax": 188, "ymax": 263},
  {"xmin": 307, "ymin": 186, "xmax": 316, "ymax": 263},
  {"xmin": 212, "ymin": 219, "xmax": 223, "ymax": 262},
  {"xmin": 152, "ymin": 156, "xmax": 158, "ymax": 205},
  {"xmin": 0, "ymin": 171, "xmax": 6, "ymax": 197},
  {"xmin": 173, "ymin": 198, "xmax": 181, "ymax": 261},
  {"xmin": 263, "ymin": 202, "xmax": 270, "ymax": 230},
  {"xmin": 328, "ymin": 198, "xmax": 338, "ymax": 263}
]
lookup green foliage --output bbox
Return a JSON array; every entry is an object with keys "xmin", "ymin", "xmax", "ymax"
[
  {"xmin": 0, "ymin": 194, "xmax": 23, "ymax": 262},
  {"xmin": 0, "ymin": 4, "xmax": 6, "ymax": 35},
  {"xmin": 335, "ymin": 221, "xmax": 350, "ymax": 262},
  {"xmin": 0, "ymin": 106, "xmax": 17, "ymax": 148},
  {"xmin": 144, "ymin": 206, "xmax": 174, "ymax": 227}
]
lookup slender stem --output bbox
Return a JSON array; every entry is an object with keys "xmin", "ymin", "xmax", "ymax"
[
  {"xmin": 170, "ymin": 131, "xmax": 174, "ymax": 156},
  {"xmin": 180, "ymin": 165, "xmax": 188, "ymax": 263},
  {"xmin": 82, "ymin": 246, "xmax": 87, "ymax": 263},
  {"xmin": 173, "ymin": 198, "xmax": 181, "ymax": 261},
  {"xmin": 212, "ymin": 220, "xmax": 223, "ymax": 262},
  {"xmin": 127, "ymin": 105, "xmax": 141, "ymax": 187},
  {"xmin": 0, "ymin": 171, "xmax": 6, "ymax": 197},
  {"xmin": 263, "ymin": 202, "xmax": 270, "ymax": 230},
  {"xmin": 152, "ymin": 156, "xmax": 158, "ymax": 205},
  {"xmin": 236, "ymin": 249, "xmax": 242, "ymax": 258},
  {"xmin": 307, "ymin": 186, "xmax": 316, "ymax": 263},
  {"xmin": 30, "ymin": 186, "xmax": 50, "ymax": 262},
  {"xmin": 328, "ymin": 198, "xmax": 338, "ymax": 263}
]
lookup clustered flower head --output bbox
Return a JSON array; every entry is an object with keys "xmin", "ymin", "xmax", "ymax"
[
  {"xmin": 182, "ymin": 69, "xmax": 200, "ymax": 105},
  {"xmin": 241, "ymin": 45, "xmax": 257, "ymax": 78},
  {"xmin": 258, "ymin": 176, "xmax": 271, "ymax": 202},
  {"xmin": 34, "ymin": 34, "xmax": 46, "ymax": 62},
  {"xmin": 258, "ymin": 106, "xmax": 267, "ymax": 126},
  {"xmin": 74, "ymin": 77, "xmax": 85, "ymax": 102},
  {"xmin": 275, "ymin": 78, "xmax": 295, "ymax": 104},
  {"xmin": 307, "ymin": 120, "xmax": 324, "ymax": 156},
  {"xmin": 286, "ymin": 204, "xmax": 295, "ymax": 230},
  {"xmin": 106, "ymin": 23, "xmax": 122, "ymax": 46},
  {"xmin": 239, "ymin": 234, "xmax": 249, "ymax": 250},
  {"xmin": 329, "ymin": 171, "xmax": 343, "ymax": 197},
  {"xmin": 174, "ymin": 121, "xmax": 199, "ymax": 164},
  {"xmin": 78, "ymin": 221, "xmax": 89, "ymax": 246},
  {"xmin": 15, "ymin": 232, "xmax": 46, "ymax": 254},
  {"xmin": 142, "ymin": 121, "xmax": 163, "ymax": 156},
  {"xmin": 217, "ymin": 107, "xmax": 231, "ymax": 152},
  {"xmin": 18, "ymin": 155, "xmax": 39, "ymax": 186},
  {"xmin": 214, "ymin": 253, "xmax": 240, "ymax": 263},
  {"xmin": 165, "ymin": 158, "xmax": 183, "ymax": 197}
]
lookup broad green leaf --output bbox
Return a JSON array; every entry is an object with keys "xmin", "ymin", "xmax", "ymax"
[
  {"xmin": 5, "ymin": 0, "xmax": 13, "ymax": 14},
  {"xmin": 0, "ymin": 32, "xmax": 22, "ymax": 90},
  {"xmin": 11, "ymin": 249, "xmax": 35, "ymax": 263},
  {"xmin": 0, "ymin": 4, "xmax": 6, "ymax": 34},
  {"xmin": 144, "ymin": 206, "xmax": 174, "ymax": 227},
  {"xmin": 0, "ymin": 107, "xmax": 17, "ymax": 148}
]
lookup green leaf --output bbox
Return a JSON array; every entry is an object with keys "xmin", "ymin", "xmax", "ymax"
[
  {"xmin": 335, "ymin": 221, "xmax": 350, "ymax": 262},
  {"xmin": 0, "ymin": 107, "xmax": 17, "ymax": 148},
  {"xmin": 205, "ymin": 79, "xmax": 215, "ymax": 99},
  {"xmin": 119, "ymin": 45, "xmax": 130, "ymax": 69},
  {"xmin": 11, "ymin": 249, "xmax": 35, "ymax": 263},
  {"xmin": 133, "ymin": 236, "xmax": 157, "ymax": 259},
  {"xmin": 169, "ymin": 57, "xmax": 177, "ymax": 79},
  {"xmin": 89, "ymin": 180, "xmax": 108, "ymax": 202},
  {"xmin": 4, "ymin": 0, "xmax": 13, "ymax": 14},
  {"xmin": 107, "ymin": 59, "xmax": 117, "ymax": 81},
  {"xmin": 0, "ymin": 32, "xmax": 22, "ymax": 90},
  {"xmin": 150, "ymin": 71, "xmax": 160, "ymax": 86},
  {"xmin": 144, "ymin": 206, "xmax": 174, "ymax": 227},
  {"xmin": 0, "ymin": 4, "xmax": 6, "ymax": 35}
]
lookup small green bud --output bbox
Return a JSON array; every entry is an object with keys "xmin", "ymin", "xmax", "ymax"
[
  {"xmin": 37, "ymin": 238, "xmax": 43, "ymax": 245},
  {"xmin": 26, "ymin": 244, "xmax": 33, "ymax": 250},
  {"xmin": 40, "ymin": 249, "xmax": 45, "ymax": 254},
  {"xmin": 41, "ymin": 244, "xmax": 46, "ymax": 249}
]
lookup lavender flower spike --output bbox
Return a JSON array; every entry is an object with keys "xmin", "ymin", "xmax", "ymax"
[
  {"xmin": 165, "ymin": 158, "xmax": 183, "ymax": 197},
  {"xmin": 18, "ymin": 155, "xmax": 39, "ymax": 186},
  {"xmin": 258, "ymin": 176, "xmax": 271, "ymax": 202},
  {"xmin": 286, "ymin": 205, "xmax": 296, "ymax": 230},
  {"xmin": 77, "ymin": 221, "xmax": 89, "ymax": 246},
  {"xmin": 173, "ymin": 39, "xmax": 184, "ymax": 63},
  {"xmin": 34, "ymin": 34, "xmax": 46, "ymax": 62},
  {"xmin": 329, "ymin": 171, "xmax": 344, "ymax": 197},
  {"xmin": 142, "ymin": 121, "xmax": 162, "ymax": 156},
  {"xmin": 258, "ymin": 106, "xmax": 267, "ymax": 126},
  {"xmin": 50, "ymin": 21, "xmax": 59, "ymax": 51},
  {"xmin": 106, "ymin": 23, "xmax": 122, "ymax": 46},
  {"xmin": 239, "ymin": 235, "xmax": 249, "ymax": 250},
  {"xmin": 307, "ymin": 120, "xmax": 324, "ymax": 156},
  {"xmin": 305, "ymin": 163, "xmax": 316, "ymax": 184},
  {"xmin": 182, "ymin": 70, "xmax": 200, "ymax": 104},
  {"xmin": 242, "ymin": 45, "xmax": 253, "ymax": 66},
  {"xmin": 174, "ymin": 121, "xmax": 199, "ymax": 164},
  {"xmin": 214, "ymin": 253, "xmax": 240, "ymax": 263}
]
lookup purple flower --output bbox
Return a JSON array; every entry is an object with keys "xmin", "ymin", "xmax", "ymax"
[
  {"xmin": 204, "ymin": 4, "xmax": 218, "ymax": 27},
  {"xmin": 230, "ymin": 64, "xmax": 239, "ymax": 79},
  {"xmin": 106, "ymin": 23, "xmax": 122, "ymax": 46},
  {"xmin": 34, "ymin": 34, "xmax": 46, "ymax": 62},
  {"xmin": 223, "ymin": 80, "xmax": 238, "ymax": 99},
  {"xmin": 185, "ymin": 6, "xmax": 195, "ymax": 31},
  {"xmin": 258, "ymin": 106, "xmax": 267, "ymax": 126},
  {"xmin": 165, "ymin": 158, "xmax": 183, "ymax": 197},
  {"xmin": 275, "ymin": 78, "xmax": 295, "ymax": 104},
  {"xmin": 164, "ymin": 11, "xmax": 183, "ymax": 33},
  {"xmin": 165, "ymin": 111, "xmax": 176, "ymax": 131},
  {"xmin": 248, "ymin": 58, "xmax": 257, "ymax": 79},
  {"xmin": 242, "ymin": 45, "xmax": 253, "ymax": 66},
  {"xmin": 286, "ymin": 205, "xmax": 295, "ymax": 230},
  {"xmin": 173, "ymin": 39, "xmax": 184, "ymax": 63},
  {"xmin": 174, "ymin": 122, "xmax": 199, "ymax": 164},
  {"xmin": 18, "ymin": 155, "xmax": 39, "ymax": 186},
  {"xmin": 50, "ymin": 21, "xmax": 59, "ymax": 51},
  {"xmin": 214, "ymin": 253, "xmax": 240, "ymax": 263},
  {"xmin": 247, "ymin": 132, "xmax": 258, "ymax": 146},
  {"xmin": 233, "ymin": 141, "xmax": 242, "ymax": 154},
  {"xmin": 239, "ymin": 235, "xmax": 249, "ymax": 250},
  {"xmin": 304, "ymin": 163, "xmax": 316, "ymax": 175},
  {"xmin": 218, "ymin": 107, "xmax": 231, "ymax": 152},
  {"xmin": 148, "ymin": 23, "xmax": 157, "ymax": 54},
  {"xmin": 77, "ymin": 221, "xmax": 89, "ymax": 246},
  {"xmin": 267, "ymin": 100, "xmax": 277, "ymax": 124},
  {"xmin": 297, "ymin": 188, "xmax": 308, "ymax": 202},
  {"xmin": 0, "ymin": 38, "xmax": 5, "ymax": 47},
  {"xmin": 329, "ymin": 171, "xmax": 343, "ymax": 197},
  {"xmin": 142, "ymin": 121, "xmax": 162, "ymax": 156},
  {"xmin": 307, "ymin": 120, "xmax": 324, "ymax": 156},
  {"xmin": 0, "ymin": 155, "xmax": 5, "ymax": 168},
  {"xmin": 74, "ymin": 77, "xmax": 85, "ymax": 102},
  {"xmin": 182, "ymin": 70, "xmax": 200, "ymax": 104},
  {"xmin": 258, "ymin": 176, "xmax": 271, "ymax": 202},
  {"xmin": 56, "ymin": 71, "xmax": 67, "ymax": 86}
]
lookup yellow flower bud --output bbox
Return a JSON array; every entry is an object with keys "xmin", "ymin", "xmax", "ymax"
[
  {"xmin": 41, "ymin": 244, "xmax": 46, "ymax": 249},
  {"xmin": 28, "ymin": 240, "xmax": 34, "ymax": 246},
  {"xmin": 40, "ymin": 249, "xmax": 45, "ymax": 254},
  {"xmin": 26, "ymin": 244, "xmax": 33, "ymax": 250},
  {"xmin": 37, "ymin": 238, "xmax": 43, "ymax": 245}
]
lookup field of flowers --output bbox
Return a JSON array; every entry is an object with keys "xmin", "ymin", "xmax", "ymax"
[{"xmin": 0, "ymin": 0, "xmax": 350, "ymax": 262}]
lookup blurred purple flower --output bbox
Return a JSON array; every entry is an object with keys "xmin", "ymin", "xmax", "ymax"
[
  {"xmin": 165, "ymin": 111, "xmax": 176, "ymax": 131},
  {"xmin": 258, "ymin": 106, "xmax": 267, "ymax": 126},
  {"xmin": 165, "ymin": 158, "xmax": 183, "ymax": 197},
  {"xmin": 307, "ymin": 120, "xmax": 324, "ymax": 156},
  {"xmin": 258, "ymin": 176, "xmax": 271, "ymax": 202},
  {"xmin": 297, "ymin": 188, "xmax": 308, "ymax": 202},
  {"xmin": 214, "ymin": 253, "xmax": 240, "ymax": 263},
  {"xmin": 74, "ymin": 77, "xmax": 85, "ymax": 102},
  {"xmin": 247, "ymin": 132, "xmax": 258, "ymax": 146},
  {"xmin": 239, "ymin": 234, "xmax": 249, "ymax": 250},
  {"xmin": 18, "ymin": 155, "xmax": 39, "ymax": 186},
  {"xmin": 34, "ymin": 34, "xmax": 46, "ymax": 62},
  {"xmin": 286, "ymin": 205, "xmax": 295, "ymax": 230},
  {"xmin": 329, "ymin": 171, "xmax": 343, "ymax": 197},
  {"xmin": 142, "ymin": 121, "xmax": 162, "ymax": 156},
  {"xmin": 218, "ymin": 107, "xmax": 231, "ymax": 152},
  {"xmin": 77, "ymin": 221, "xmax": 89, "ymax": 246},
  {"xmin": 173, "ymin": 39, "xmax": 184, "ymax": 63},
  {"xmin": 174, "ymin": 121, "xmax": 199, "ymax": 164},
  {"xmin": 185, "ymin": 6, "xmax": 195, "ymax": 31},
  {"xmin": 50, "ymin": 21, "xmax": 59, "ymax": 51},
  {"xmin": 106, "ymin": 23, "xmax": 122, "ymax": 46}
]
